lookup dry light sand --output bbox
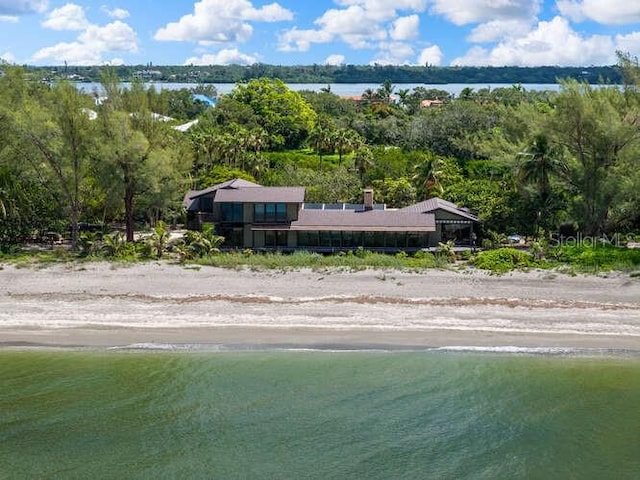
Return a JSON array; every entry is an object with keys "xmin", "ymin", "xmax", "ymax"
[{"xmin": 1, "ymin": 262, "xmax": 639, "ymax": 350}]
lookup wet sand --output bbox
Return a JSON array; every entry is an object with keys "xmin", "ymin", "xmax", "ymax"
[{"xmin": 1, "ymin": 262, "xmax": 639, "ymax": 350}]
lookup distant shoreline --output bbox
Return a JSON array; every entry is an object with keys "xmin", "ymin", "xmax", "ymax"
[
  {"xmin": 22, "ymin": 64, "xmax": 621, "ymax": 86},
  {"xmin": 1, "ymin": 262, "xmax": 639, "ymax": 350}
]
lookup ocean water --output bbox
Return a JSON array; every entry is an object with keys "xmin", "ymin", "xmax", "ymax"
[{"xmin": 2, "ymin": 349, "xmax": 640, "ymax": 479}]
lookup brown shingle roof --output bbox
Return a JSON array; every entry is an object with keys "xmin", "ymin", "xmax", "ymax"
[
  {"xmin": 214, "ymin": 186, "xmax": 306, "ymax": 203},
  {"xmin": 288, "ymin": 209, "xmax": 435, "ymax": 232},
  {"xmin": 189, "ymin": 178, "xmax": 261, "ymax": 199},
  {"xmin": 400, "ymin": 198, "xmax": 480, "ymax": 222},
  {"xmin": 183, "ymin": 178, "xmax": 262, "ymax": 209}
]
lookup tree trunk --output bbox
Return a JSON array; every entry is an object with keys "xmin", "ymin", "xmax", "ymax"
[
  {"xmin": 70, "ymin": 201, "xmax": 80, "ymax": 251},
  {"xmin": 123, "ymin": 163, "xmax": 135, "ymax": 243}
]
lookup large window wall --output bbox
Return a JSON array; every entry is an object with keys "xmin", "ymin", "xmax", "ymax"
[
  {"xmin": 253, "ymin": 203, "xmax": 287, "ymax": 223},
  {"xmin": 220, "ymin": 202, "xmax": 244, "ymax": 223},
  {"xmin": 296, "ymin": 231, "xmax": 430, "ymax": 249}
]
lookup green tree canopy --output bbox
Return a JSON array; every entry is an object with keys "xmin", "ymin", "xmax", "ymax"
[{"xmin": 229, "ymin": 78, "xmax": 317, "ymax": 149}]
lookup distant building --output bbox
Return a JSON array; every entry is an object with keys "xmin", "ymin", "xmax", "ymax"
[
  {"xmin": 191, "ymin": 94, "xmax": 217, "ymax": 107},
  {"xmin": 184, "ymin": 179, "xmax": 480, "ymax": 251},
  {"xmin": 420, "ymin": 99, "xmax": 444, "ymax": 107}
]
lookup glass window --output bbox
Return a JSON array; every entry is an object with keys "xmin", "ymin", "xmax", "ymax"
[
  {"xmin": 407, "ymin": 233, "xmax": 419, "ymax": 248},
  {"xmin": 276, "ymin": 230, "xmax": 288, "ymax": 247},
  {"xmin": 330, "ymin": 231, "xmax": 342, "ymax": 247},
  {"xmin": 265, "ymin": 230, "xmax": 288, "ymax": 247},
  {"xmin": 254, "ymin": 203, "xmax": 288, "ymax": 223},
  {"xmin": 200, "ymin": 197, "xmax": 213, "ymax": 213},
  {"xmin": 319, "ymin": 231, "xmax": 331, "ymax": 247},
  {"xmin": 342, "ymin": 231, "xmax": 354, "ymax": 247},
  {"xmin": 265, "ymin": 230, "xmax": 275, "ymax": 246},
  {"xmin": 265, "ymin": 203, "xmax": 276, "ymax": 222},
  {"xmin": 373, "ymin": 231, "xmax": 384, "ymax": 247},
  {"xmin": 254, "ymin": 204, "xmax": 265, "ymax": 222},
  {"xmin": 219, "ymin": 227, "xmax": 244, "ymax": 247},
  {"xmin": 302, "ymin": 231, "xmax": 319, "ymax": 247},
  {"xmin": 364, "ymin": 232, "xmax": 375, "ymax": 247},
  {"xmin": 221, "ymin": 203, "xmax": 243, "ymax": 223}
]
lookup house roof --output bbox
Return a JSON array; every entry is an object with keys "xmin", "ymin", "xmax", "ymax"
[
  {"xmin": 192, "ymin": 94, "xmax": 217, "ymax": 107},
  {"xmin": 183, "ymin": 178, "xmax": 262, "ymax": 209},
  {"xmin": 173, "ymin": 119, "xmax": 200, "ymax": 132},
  {"xmin": 400, "ymin": 198, "xmax": 480, "ymax": 222},
  {"xmin": 285, "ymin": 209, "xmax": 436, "ymax": 232},
  {"xmin": 214, "ymin": 186, "xmax": 306, "ymax": 204}
]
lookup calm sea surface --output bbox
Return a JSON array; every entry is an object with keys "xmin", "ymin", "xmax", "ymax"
[{"xmin": 2, "ymin": 350, "xmax": 640, "ymax": 479}]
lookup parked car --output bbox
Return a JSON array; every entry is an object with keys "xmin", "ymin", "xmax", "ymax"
[{"xmin": 507, "ymin": 234, "xmax": 522, "ymax": 244}]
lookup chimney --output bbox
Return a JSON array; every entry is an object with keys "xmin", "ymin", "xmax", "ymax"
[{"xmin": 363, "ymin": 188, "xmax": 374, "ymax": 211}]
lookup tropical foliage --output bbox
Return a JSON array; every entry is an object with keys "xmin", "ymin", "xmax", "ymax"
[{"xmin": 1, "ymin": 53, "xmax": 639, "ymax": 259}]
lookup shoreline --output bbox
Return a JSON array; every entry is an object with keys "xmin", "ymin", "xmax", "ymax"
[{"xmin": 1, "ymin": 262, "xmax": 639, "ymax": 350}]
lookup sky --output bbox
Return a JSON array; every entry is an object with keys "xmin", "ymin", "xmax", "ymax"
[{"xmin": 0, "ymin": 0, "xmax": 639, "ymax": 67}]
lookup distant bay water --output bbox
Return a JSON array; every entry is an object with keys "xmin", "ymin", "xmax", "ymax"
[
  {"xmin": 2, "ymin": 349, "xmax": 640, "ymax": 479},
  {"xmin": 77, "ymin": 82, "xmax": 565, "ymax": 97}
]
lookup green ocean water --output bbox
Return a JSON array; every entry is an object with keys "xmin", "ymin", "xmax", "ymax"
[{"xmin": 2, "ymin": 350, "xmax": 640, "ymax": 479}]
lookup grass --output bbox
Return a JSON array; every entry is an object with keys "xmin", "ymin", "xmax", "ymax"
[
  {"xmin": 190, "ymin": 249, "xmax": 450, "ymax": 272},
  {"xmin": 2, "ymin": 242, "xmax": 640, "ymax": 276},
  {"xmin": 0, "ymin": 246, "xmax": 450, "ymax": 272},
  {"xmin": 549, "ymin": 244, "xmax": 640, "ymax": 273}
]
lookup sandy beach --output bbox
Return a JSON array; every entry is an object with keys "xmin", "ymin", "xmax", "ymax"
[{"xmin": 1, "ymin": 262, "xmax": 639, "ymax": 350}]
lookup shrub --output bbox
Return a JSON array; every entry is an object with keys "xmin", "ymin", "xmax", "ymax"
[
  {"xmin": 550, "ymin": 244, "xmax": 640, "ymax": 272},
  {"xmin": 471, "ymin": 247, "xmax": 537, "ymax": 274}
]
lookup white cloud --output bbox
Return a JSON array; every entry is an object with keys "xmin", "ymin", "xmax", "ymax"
[
  {"xmin": 430, "ymin": 0, "xmax": 541, "ymax": 26},
  {"xmin": 370, "ymin": 41, "xmax": 415, "ymax": 65},
  {"xmin": 615, "ymin": 32, "xmax": 640, "ymax": 55},
  {"xmin": 33, "ymin": 20, "xmax": 138, "ymax": 65},
  {"xmin": 154, "ymin": 0, "xmax": 292, "ymax": 44},
  {"xmin": 467, "ymin": 19, "xmax": 533, "ymax": 43},
  {"xmin": 0, "ymin": 0, "xmax": 47, "ymax": 15},
  {"xmin": 33, "ymin": 41, "xmax": 103, "ymax": 65},
  {"xmin": 390, "ymin": 15, "xmax": 419, "ymax": 41},
  {"xmin": 101, "ymin": 6, "xmax": 130, "ymax": 20},
  {"xmin": 451, "ymin": 16, "xmax": 615, "ymax": 66},
  {"xmin": 325, "ymin": 54, "xmax": 345, "ymax": 65},
  {"xmin": 417, "ymin": 45, "xmax": 443, "ymax": 66},
  {"xmin": 334, "ymin": 0, "xmax": 427, "ymax": 22},
  {"xmin": 278, "ymin": 28, "xmax": 334, "ymax": 52},
  {"xmin": 0, "ymin": 14, "xmax": 17, "ymax": 22},
  {"xmin": 185, "ymin": 48, "xmax": 258, "ymax": 65},
  {"xmin": 1, "ymin": 51, "xmax": 16, "ymax": 62},
  {"xmin": 279, "ymin": 1, "xmax": 427, "ymax": 52},
  {"xmin": 42, "ymin": 3, "xmax": 89, "ymax": 31},
  {"xmin": 558, "ymin": 0, "xmax": 640, "ymax": 25},
  {"xmin": 79, "ymin": 20, "xmax": 138, "ymax": 51},
  {"xmin": 315, "ymin": 6, "xmax": 388, "ymax": 48}
]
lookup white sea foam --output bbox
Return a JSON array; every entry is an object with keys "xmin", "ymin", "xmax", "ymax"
[{"xmin": 435, "ymin": 346, "xmax": 580, "ymax": 355}]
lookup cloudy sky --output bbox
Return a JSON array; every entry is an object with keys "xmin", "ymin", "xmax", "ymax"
[{"xmin": 0, "ymin": 0, "xmax": 639, "ymax": 66}]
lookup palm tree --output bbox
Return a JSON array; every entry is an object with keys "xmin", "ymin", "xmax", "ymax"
[
  {"xmin": 377, "ymin": 79, "xmax": 394, "ymax": 104},
  {"xmin": 332, "ymin": 128, "xmax": 361, "ymax": 166},
  {"xmin": 396, "ymin": 88, "xmax": 411, "ymax": 109},
  {"xmin": 516, "ymin": 133, "xmax": 567, "ymax": 232},
  {"xmin": 353, "ymin": 146, "xmax": 374, "ymax": 183},
  {"xmin": 412, "ymin": 153, "xmax": 445, "ymax": 199},
  {"xmin": 308, "ymin": 115, "xmax": 335, "ymax": 169}
]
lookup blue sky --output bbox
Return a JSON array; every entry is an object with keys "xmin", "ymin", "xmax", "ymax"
[{"xmin": 1, "ymin": 0, "xmax": 639, "ymax": 66}]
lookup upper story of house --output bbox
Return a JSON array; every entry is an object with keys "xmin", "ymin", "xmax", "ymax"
[{"xmin": 184, "ymin": 179, "xmax": 304, "ymax": 227}]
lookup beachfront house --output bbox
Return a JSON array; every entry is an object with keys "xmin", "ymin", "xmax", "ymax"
[{"xmin": 183, "ymin": 179, "xmax": 480, "ymax": 252}]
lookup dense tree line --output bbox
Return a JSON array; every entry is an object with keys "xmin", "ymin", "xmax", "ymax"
[
  {"xmin": 25, "ymin": 64, "xmax": 621, "ymax": 86},
  {"xmin": 1, "ymin": 54, "xmax": 639, "ymax": 252}
]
